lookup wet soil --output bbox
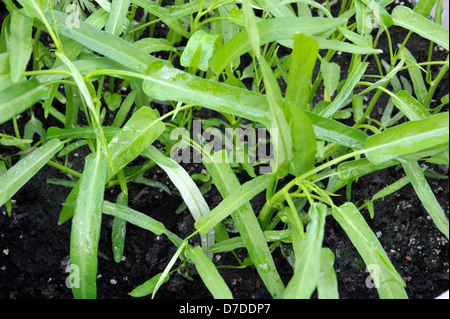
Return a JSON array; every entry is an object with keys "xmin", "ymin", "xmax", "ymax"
[{"xmin": 0, "ymin": 1, "xmax": 448, "ymax": 299}]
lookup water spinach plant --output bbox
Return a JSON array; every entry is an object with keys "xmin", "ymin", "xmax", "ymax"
[{"xmin": 0, "ymin": 0, "xmax": 448, "ymax": 299}]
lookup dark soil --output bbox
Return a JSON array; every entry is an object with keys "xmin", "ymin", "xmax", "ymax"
[{"xmin": 0, "ymin": 1, "xmax": 448, "ymax": 300}]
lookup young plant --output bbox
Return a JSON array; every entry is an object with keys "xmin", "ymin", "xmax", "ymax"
[{"xmin": 0, "ymin": 0, "xmax": 448, "ymax": 299}]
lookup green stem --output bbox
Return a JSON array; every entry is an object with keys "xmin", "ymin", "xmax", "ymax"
[
  {"xmin": 47, "ymin": 160, "xmax": 82, "ymax": 178},
  {"xmin": 258, "ymin": 149, "xmax": 365, "ymax": 228},
  {"xmin": 424, "ymin": 55, "xmax": 449, "ymax": 109}
]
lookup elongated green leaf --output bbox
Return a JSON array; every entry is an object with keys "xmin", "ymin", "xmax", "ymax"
[
  {"xmin": 53, "ymin": 8, "xmax": 109, "ymax": 68},
  {"xmin": 9, "ymin": 11, "xmax": 33, "ymax": 83},
  {"xmin": 317, "ymin": 58, "xmax": 369, "ymax": 118},
  {"xmin": 255, "ymin": 0, "xmax": 295, "ymax": 17},
  {"xmin": 399, "ymin": 47, "xmax": 427, "ymax": 105},
  {"xmin": 337, "ymin": 144, "xmax": 449, "ymax": 182},
  {"xmin": 286, "ymin": 34, "xmax": 318, "ymax": 111},
  {"xmin": 332, "ymin": 203, "xmax": 407, "ymax": 299},
  {"xmin": 392, "ymin": 6, "xmax": 449, "ymax": 51},
  {"xmin": 143, "ymin": 60, "xmax": 271, "ymax": 126},
  {"xmin": 106, "ymin": 0, "xmax": 131, "ymax": 36},
  {"xmin": 285, "ymin": 34, "xmax": 317, "ymax": 176},
  {"xmin": 401, "ymin": 161, "xmax": 449, "ymax": 238},
  {"xmin": 364, "ymin": 112, "xmax": 449, "ymax": 164},
  {"xmin": 307, "ymin": 112, "xmax": 368, "ymax": 149},
  {"xmin": 0, "ymin": 53, "xmax": 14, "ymax": 90},
  {"xmin": 70, "ymin": 151, "xmax": 108, "ymax": 299},
  {"xmin": 208, "ymin": 230, "xmax": 292, "ymax": 253},
  {"xmin": 284, "ymin": 203, "xmax": 327, "ymax": 299},
  {"xmin": 103, "ymin": 200, "xmax": 165, "ymax": 235},
  {"xmin": 46, "ymin": 126, "xmax": 121, "ymax": 140},
  {"xmin": 210, "ymin": 15, "xmax": 348, "ymax": 74},
  {"xmin": 112, "ymin": 90, "xmax": 136, "ymax": 128},
  {"xmin": 0, "ymin": 161, "xmax": 12, "ymax": 217},
  {"xmin": 134, "ymin": 38, "xmax": 176, "ymax": 54},
  {"xmin": 414, "ymin": 0, "xmax": 439, "ymax": 17},
  {"xmin": 318, "ymin": 248, "xmax": 339, "ymax": 299},
  {"xmin": 107, "ymin": 106, "xmax": 165, "ymax": 179},
  {"xmin": 392, "ymin": 91, "xmax": 431, "ymax": 120},
  {"xmin": 17, "ymin": 0, "xmax": 52, "ymax": 17},
  {"xmin": 0, "ymin": 78, "xmax": 50, "ymax": 125},
  {"xmin": 195, "ymin": 173, "xmax": 272, "ymax": 235},
  {"xmin": 180, "ymin": 30, "xmax": 219, "ymax": 72},
  {"xmin": 312, "ymin": 37, "xmax": 382, "ymax": 55},
  {"xmin": 243, "ymin": 0, "xmax": 290, "ymax": 175},
  {"xmin": 142, "ymin": 146, "xmax": 214, "ymax": 255},
  {"xmin": 203, "ymin": 151, "xmax": 286, "ymax": 298},
  {"xmin": 55, "ymin": 52, "xmax": 111, "ymax": 168},
  {"xmin": 321, "ymin": 61, "xmax": 341, "ymax": 96},
  {"xmin": 129, "ymin": 273, "xmax": 169, "ymax": 298},
  {"xmin": 372, "ymin": 166, "xmax": 427, "ymax": 201},
  {"xmin": 0, "ymin": 139, "xmax": 63, "ymax": 208},
  {"xmin": 46, "ymin": 11, "xmax": 163, "ymax": 74},
  {"xmin": 132, "ymin": 0, "xmax": 189, "ymax": 38},
  {"xmin": 58, "ymin": 179, "xmax": 81, "ymax": 225},
  {"xmin": 153, "ymin": 239, "xmax": 188, "ymax": 298},
  {"xmin": 186, "ymin": 246, "xmax": 233, "ymax": 299}
]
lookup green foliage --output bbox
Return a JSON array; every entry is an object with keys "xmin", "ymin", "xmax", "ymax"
[{"xmin": 0, "ymin": 0, "xmax": 448, "ymax": 300}]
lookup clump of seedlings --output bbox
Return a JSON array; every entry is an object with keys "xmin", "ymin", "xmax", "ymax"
[{"xmin": 0, "ymin": 0, "xmax": 448, "ymax": 299}]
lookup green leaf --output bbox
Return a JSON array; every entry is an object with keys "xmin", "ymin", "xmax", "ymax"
[
  {"xmin": 143, "ymin": 60, "xmax": 271, "ymax": 126},
  {"xmin": 203, "ymin": 151, "xmax": 285, "ymax": 299},
  {"xmin": 0, "ymin": 139, "xmax": 63, "ymax": 208},
  {"xmin": 0, "ymin": 78, "xmax": 50, "ymax": 125},
  {"xmin": 283, "ymin": 34, "xmax": 318, "ymax": 176},
  {"xmin": 142, "ymin": 146, "xmax": 214, "ymax": 255},
  {"xmin": 105, "ymin": 0, "xmax": 131, "ymax": 36},
  {"xmin": 70, "ymin": 151, "xmax": 108, "ymax": 299},
  {"xmin": 104, "ymin": 91, "xmax": 123, "ymax": 111},
  {"xmin": 332, "ymin": 203, "xmax": 407, "ymax": 299},
  {"xmin": 17, "ymin": 0, "xmax": 52, "ymax": 18},
  {"xmin": 210, "ymin": 15, "xmax": 348, "ymax": 74},
  {"xmin": 318, "ymin": 248, "xmax": 339, "ymax": 299},
  {"xmin": 55, "ymin": 52, "xmax": 111, "ymax": 167},
  {"xmin": 414, "ymin": 0, "xmax": 439, "ymax": 17},
  {"xmin": 0, "ymin": 53, "xmax": 14, "ymax": 90},
  {"xmin": 195, "ymin": 173, "xmax": 272, "ymax": 235},
  {"xmin": 364, "ymin": 112, "xmax": 449, "ymax": 164},
  {"xmin": 102, "ymin": 200, "xmax": 165, "ymax": 235},
  {"xmin": 286, "ymin": 34, "xmax": 318, "ymax": 111},
  {"xmin": 112, "ymin": 90, "xmax": 136, "ymax": 128},
  {"xmin": 243, "ymin": 0, "xmax": 290, "ymax": 175},
  {"xmin": 129, "ymin": 273, "xmax": 169, "ymax": 298},
  {"xmin": 186, "ymin": 246, "xmax": 233, "ymax": 299},
  {"xmin": 392, "ymin": 6, "xmax": 449, "ymax": 51},
  {"xmin": 46, "ymin": 126, "xmax": 121, "ymax": 141},
  {"xmin": 398, "ymin": 46, "xmax": 428, "ymax": 105},
  {"xmin": 284, "ymin": 203, "xmax": 327, "ymax": 299},
  {"xmin": 307, "ymin": 112, "xmax": 368, "ymax": 149},
  {"xmin": 255, "ymin": 0, "xmax": 296, "ymax": 17},
  {"xmin": 401, "ymin": 161, "xmax": 449, "ymax": 238},
  {"xmin": 0, "ymin": 161, "xmax": 12, "ymax": 217},
  {"xmin": 180, "ymin": 30, "xmax": 219, "ymax": 72},
  {"xmin": 132, "ymin": 0, "xmax": 189, "ymax": 38},
  {"xmin": 392, "ymin": 91, "xmax": 431, "ymax": 121},
  {"xmin": 9, "ymin": 11, "xmax": 33, "ymax": 83},
  {"xmin": 107, "ymin": 106, "xmax": 165, "ymax": 179},
  {"xmin": 46, "ymin": 11, "xmax": 162, "ymax": 74},
  {"xmin": 320, "ymin": 61, "xmax": 341, "ymax": 96},
  {"xmin": 53, "ymin": 8, "xmax": 109, "ymax": 69},
  {"xmin": 134, "ymin": 38, "xmax": 176, "ymax": 54},
  {"xmin": 316, "ymin": 58, "xmax": 369, "ymax": 118}
]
